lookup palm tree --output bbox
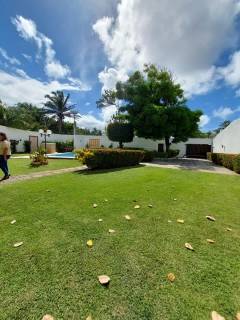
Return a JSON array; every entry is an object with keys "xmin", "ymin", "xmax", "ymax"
[
  {"xmin": 214, "ymin": 120, "xmax": 231, "ymax": 134},
  {"xmin": 44, "ymin": 91, "xmax": 76, "ymax": 133}
]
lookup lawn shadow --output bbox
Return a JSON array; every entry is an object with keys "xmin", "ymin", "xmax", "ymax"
[{"xmin": 73, "ymin": 164, "xmax": 145, "ymax": 176}]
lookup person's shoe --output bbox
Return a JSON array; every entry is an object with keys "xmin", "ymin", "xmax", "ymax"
[{"xmin": 0, "ymin": 175, "xmax": 10, "ymax": 181}]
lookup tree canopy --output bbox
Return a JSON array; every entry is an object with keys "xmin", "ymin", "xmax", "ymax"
[{"xmin": 98, "ymin": 64, "xmax": 203, "ymax": 151}]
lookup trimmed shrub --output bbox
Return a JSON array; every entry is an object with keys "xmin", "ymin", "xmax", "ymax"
[
  {"xmin": 55, "ymin": 141, "xmax": 74, "ymax": 152},
  {"xmin": 167, "ymin": 149, "xmax": 180, "ymax": 158},
  {"xmin": 142, "ymin": 151, "xmax": 154, "ymax": 162},
  {"xmin": 75, "ymin": 148, "xmax": 144, "ymax": 169},
  {"xmin": 233, "ymin": 155, "xmax": 240, "ymax": 174},
  {"xmin": 208, "ymin": 152, "xmax": 240, "ymax": 174},
  {"xmin": 107, "ymin": 122, "xmax": 134, "ymax": 148}
]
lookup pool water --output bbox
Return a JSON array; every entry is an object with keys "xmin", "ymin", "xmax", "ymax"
[{"xmin": 47, "ymin": 152, "xmax": 76, "ymax": 159}]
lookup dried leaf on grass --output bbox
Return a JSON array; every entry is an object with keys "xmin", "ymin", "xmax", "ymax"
[
  {"xmin": 87, "ymin": 240, "xmax": 93, "ymax": 247},
  {"xmin": 211, "ymin": 311, "xmax": 225, "ymax": 320},
  {"xmin": 236, "ymin": 312, "xmax": 240, "ymax": 320},
  {"xmin": 125, "ymin": 215, "xmax": 131, "ymax": 220},
  {"xmin": 98, "ymin": 219, "xmax": 103, "ymax": 222},
  {"xmin": 98, "ymin": 275, "xmax": 110, "ymax": 285},
  {"xmin": 226, "ymin": 228, "xmax": 232, "ymax": 232},
  {"xmin": 11, "ymin": 220, "xmax": 16, "ymax": 224},
  {"xmin": 13, "ymin": 242, "xmax": 23, "ymax": 248},
  {"xmin": 177, "ymin": 219, "xmax": 184, "ymax": 224},
  {"xmin": 93, "ymin": 204, "xmax": 98, "ymax": 208},
  {"xmin": 206, "ymin": 215, "xmax": 216, "ymax": 221},
  {"xmin": 42, "ymin": 315, "xmax": 54, "ymax": 320},
  {"xmin": 134, "ymin": 205, "xmax": 140, "ymax": 209},
  {"xmin": 108, "ymin": 229, "xmax": 115, "ymax": 233},
  {"xmin": 148, "ymin": 204, "xmax": 153, "ymax": 208},
  {"xmin": 185, "ymin": 243, "xmax": 194, "ymax": 251},
  {"xmin": 167, "ymin": 273, "xmax": 176, "ymax": 282},
  {"xmin": 207, "ymin": 239, "xmax": 215, "ymax": 244}
]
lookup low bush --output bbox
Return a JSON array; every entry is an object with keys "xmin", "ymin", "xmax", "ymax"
[
  {"xmin": 55, "ymin": 141, "xmax": 74, "ymax": 152},
  {"xmin": 208, "ymin": 152, "xmax": 240, "ymax": 174},
  {"xmin": 142, "ymin": 151, "xmax": 154, "ymax": 162},
  {"xmin": 167, "ymin": 149, "xmax": 180, "ymax": 158},
  {"xmin": 75, "ymin": 148, "xmax": 144, "ymax": 169},
  {"xmin": 233, "ymin": 155, "xmax": 240, "ymax": 174},
  {"xmin": 153, "ymin": 149, "xmax": 179, "ymax": 159},
  {"xmin": 30, "ymin": 148, "xmax": 48, "ymax": 167}
]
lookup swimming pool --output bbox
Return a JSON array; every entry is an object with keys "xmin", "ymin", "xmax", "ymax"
[{"xmin": 47, "ymin": 152, "xmax": 76, "ymax": 159}]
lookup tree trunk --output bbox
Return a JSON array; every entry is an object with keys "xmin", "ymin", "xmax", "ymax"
[
  {"xmin": 165, "ymin": 136, "xmax": 170, "ymax": 153},
  {"xmin": 119, "ymin": 141, "xmax": 123, "ymax": 148},
  {"xmin": 58, "ymin": 118, "xmax": 63, "ymax": 133}
]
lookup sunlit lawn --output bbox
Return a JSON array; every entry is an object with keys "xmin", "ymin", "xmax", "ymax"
[
  {"xmin": 7, "ymin": 157, "xmax": 81, "ymax": 176},
  {"xmin": 0, "ymin": 167, "xmax": 240, "ymax": 319}
]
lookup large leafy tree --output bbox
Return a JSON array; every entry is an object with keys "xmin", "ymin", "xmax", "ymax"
[
  {"xmin": 98, "ymin": 64, "xmax": 202, "ymax": 151},
  {"xmin": 44, "ymin": 91, "xmax": 76, "ymax": 133}
]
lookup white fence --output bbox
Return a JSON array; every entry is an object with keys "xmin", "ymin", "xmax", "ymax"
[{"xmin": 0, "ymin": 125, "xmax": 212, "ymax": 156}]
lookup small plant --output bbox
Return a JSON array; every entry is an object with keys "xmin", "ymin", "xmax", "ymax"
[{"xmin": 30, "ymin": 148, "xmax": 48, "ymax": 167}]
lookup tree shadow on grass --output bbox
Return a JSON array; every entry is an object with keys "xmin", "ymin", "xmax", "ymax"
[{"xmin": 73, "ymin": 164, "xmax": 146, "ymax": 176}]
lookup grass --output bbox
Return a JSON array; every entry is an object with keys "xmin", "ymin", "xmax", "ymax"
[
  {"xmin": 0, "ymin": 167, "xmax": 240, "ymax": 320},
  {"xmin": 7, "ymin": 158, "xmax": 81, "ymax": 176}
]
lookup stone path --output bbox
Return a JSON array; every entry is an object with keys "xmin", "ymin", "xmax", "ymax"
[
  {"xmin": 0, "ymin": 166, "xmax": 86, "ymax": 185},
  {"xmin": 143, "ymin": 158, "xmax": 236, "ymax": 175}
]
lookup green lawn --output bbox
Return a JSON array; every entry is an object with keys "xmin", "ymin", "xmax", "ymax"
[
  {"xmin": 0, "ymin": 167, "xmax": 240, "ymax": 320},
  {"xmin": 7, "ymin": 158, "xmax": 81, "ymax": 176}
]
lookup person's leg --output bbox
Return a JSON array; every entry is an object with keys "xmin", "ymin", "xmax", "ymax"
[{"xmin": 0, "ymin": 156, "xmax": 9, "ymax": 178}]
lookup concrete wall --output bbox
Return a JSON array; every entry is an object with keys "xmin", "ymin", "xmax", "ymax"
[
  {"xmin": 213, "ymin": 119, "xmax": 240, "ymax": 154},
  {"xmin": 0, "ymin": 124, "xmax": 212, "ymax": 156},
  {"xmin": 0, "ymin": 125, "xmax": 73, "ymax": 152}
]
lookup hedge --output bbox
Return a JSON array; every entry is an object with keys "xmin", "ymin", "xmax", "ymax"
[
  {"xmin": 75, "ymin": 148, "xmax": 145, "ymax": 169},
  {"xmin": 207, "ymin": 152, "xmax": 240, "ymax": 174}
]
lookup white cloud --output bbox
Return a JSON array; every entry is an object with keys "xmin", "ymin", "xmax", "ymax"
[
  {"xmin": 219, "ymin": 51, "xmax": 240, "ymax": 86},
  {"xmin": 199, "ymin": 114, "xmax": 210, "ymax": 128},
  {"xmin": 76, "ymin": 105, "xmax": 117, "ymax": 130},
  {"xmin": 0, "ymin": 69, "xmax": 88, "ymax": 105},
  {"xmin": 93, "ymin": 0, "xmax": 240, "ymax": 95},
  {"xmin": 12, "ymin": 15, "xmax": 84, "ymax": 82},
  {"xmin": 0, "ymin": 47, "xmax": 21, "ymax": 65},
  {"xmin": 98, "ymin": 67, "xmax": 128, "ymax": 92},
  {"xmin": 213, "ymin": 106, "xmax": 240, "ymax": 119},
  {"xmin": 22, "ymin": 53, "xmax": 32, "ymax": 61}
]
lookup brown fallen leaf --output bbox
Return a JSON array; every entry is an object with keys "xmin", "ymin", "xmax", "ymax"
[
  {"xmin": 108, "ymin": 229, "xmax": 115, "ymax": 233},
  {"xmin": 98, "ymin": 275, "xmax": 110, "ymax": 285},
  {"xmin": 236, "ymin": 312, "xmax": 240, "ymax": 320},
  {"xmin": 167, "ymin": 273, "xmax": 176, "ymax": 282},
  {"xmin": 206, "ymin": 215, "xmax": 216, "ymax": 221},
  {"xmin": 211, "ymin": 311, "xmax": 225, "ymax": 320},
  {"xmin": 185, "ymin": 243, "xmax": 194, "ymax": 251},
  {"xmin": 11, "ymin": 220, "xmax": 16, "ymax": 224},
  {"xmin": 226, "ymin": 227, "xmax": 232, "ymax": 232},
  {"xmin": 13, "ymin": 242, "xmax": 23, "ymax": 248},
  {"xmin": 87, "ymin": 240, "xmax": 93, "ymax": 247},
  {"xmin": 42, "ymin": 315, "xmax": 54, "ymax": 320},
  {"xmin": 177, "ymin": 219, "xmax": 184, "ymax": 224},
  {"xmin": 125, "ymin": 215, "xmax": 131, "ymax": 220},
  {"xmin": 134, "ymin": 205, "xmax": 140, "ymax": 209},
  {"xmin": 93, "ymin": 204, "xmax": 98, "ymax": 208},
  {"xmin": 207, "ymin": 239, "xmax": 215, "ymax": 244}
]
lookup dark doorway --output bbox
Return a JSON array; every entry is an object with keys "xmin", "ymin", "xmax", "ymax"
[
  {"xmin": 186, "ymin": 144, "xmax": 211, "ymax": 159},
  {"xmin": 158, "ymin": 144, "xmax": 164, "ymax": 152}
]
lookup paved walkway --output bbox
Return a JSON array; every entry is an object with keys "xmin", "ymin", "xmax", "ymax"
[
  {"xmin": 143, "ymin": 158, "xmax": 236, "ymax": 175},
  {"xmin": 0, "ymin": 166, "xmax": 86, "ymax": 185}
]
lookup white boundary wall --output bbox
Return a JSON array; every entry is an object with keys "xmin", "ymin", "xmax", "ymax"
[
  {"xmin": 213, "ymin": 119, "xmax": 240, "ymax": 154},
  {"xmin": 0, "ymin": 125, "xmax": 212, "ymax": 156}
]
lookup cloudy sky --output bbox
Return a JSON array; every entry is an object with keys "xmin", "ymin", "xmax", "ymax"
[{"xmin": 1, "ymin": 0, "xmax": 240, "ymax": 131}]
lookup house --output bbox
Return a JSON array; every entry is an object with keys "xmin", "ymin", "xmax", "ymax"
[
  {"xmin": 0, "ymin": 124, "xmax": 212, "ymax": 158},
  {"xmin": 213, "ymin": 119, "xmax": 240, "ymax": 154}
]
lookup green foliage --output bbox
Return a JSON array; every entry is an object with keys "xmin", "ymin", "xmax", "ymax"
[
  {"xmin": 44, "ymin": 91, "xmax": 77, "ymax": 133},
  {"xmin": 208, "ymin": 152, "xmax": 240, "ymax": 173},
  {"xmin": 233, "ymin": 155, "xmax": 240, "ymax": 174},
  {"xmin": 30, "ymin": 148, "xmax": 48, "ymax": 167},
  {"xmin": 98, "ymin": 64, "xmax": 202, "ymax": 151},
  {"xmin": 10, "ymin": 140, "xmax": 19, "ymax": 153},
  {"xmin": 107, "ymin": 121, "xmax": 134, "ymax": 148},
  {"xmin": 75, "ymin": 148, "xmax": 144, "ymax": 169},
  {"xmin": 54, "ymin": 140, "xmax": 74, "ymax": 152}
]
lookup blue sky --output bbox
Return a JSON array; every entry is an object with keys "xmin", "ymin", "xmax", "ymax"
[{"xmin": 1, "ymin": 0, "xmax": 240, "ymax": 131}]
